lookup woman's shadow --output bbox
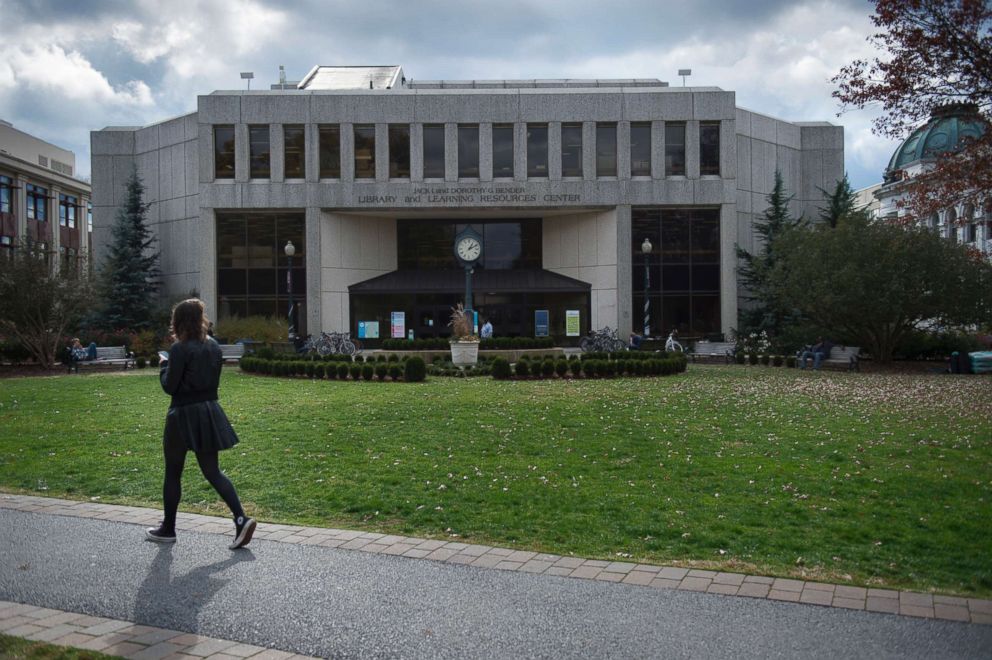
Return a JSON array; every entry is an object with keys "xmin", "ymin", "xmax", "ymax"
[{"xmin": 133, "ymin": 544, "xmax": 255, "ymax": 632}]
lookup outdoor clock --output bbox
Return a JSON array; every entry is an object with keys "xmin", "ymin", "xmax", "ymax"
[{"xmin": 454, "ymin": 226, "xmax": 483, "ymax": 267}]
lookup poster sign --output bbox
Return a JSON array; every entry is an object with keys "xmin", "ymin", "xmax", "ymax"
[
  {"xmin": 534, "ymin": 310, "xmax": 549, "ymax": 337},
  {"xmin": 391, "ymin": 311, "xmax": 406, "ymax": 338},
  {"xmin": 357, "ymin": 321, "xmax": 379, "ymax": 339},
  {"xmin": 565, "ymin": 310, "xmax": 580, "ymax": 337}
]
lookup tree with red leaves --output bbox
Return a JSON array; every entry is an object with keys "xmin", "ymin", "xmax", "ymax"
[{"xmin": 833, "ymin": 0, "xmax": 991, "ymax": 221}]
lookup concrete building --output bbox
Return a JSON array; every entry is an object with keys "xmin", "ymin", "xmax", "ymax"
[
  {"xmin": 91, "ymin": 65, "xmax": 843, "ymax": 342},
  {"xmin": 1, "ymin": 120, "xmax": 92, "ymax": 267}
]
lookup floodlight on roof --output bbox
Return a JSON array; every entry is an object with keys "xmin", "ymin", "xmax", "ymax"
[
  {"xmin": 240, "ymin": 72, "xmax": 254, "ymax": 90},
  {"xmin": 678, "ymin": 69, "xmax": 691, "ymax": 87}
]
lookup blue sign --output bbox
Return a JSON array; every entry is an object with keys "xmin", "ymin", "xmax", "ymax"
[{"xmin": 535, "ymin": 309, "xmax": 549, "ymax": 337}]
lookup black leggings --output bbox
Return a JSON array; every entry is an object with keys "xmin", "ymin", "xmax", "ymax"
[{"xmin": 162, "ymin": 436, "xmax": 245, "ymax": 533}]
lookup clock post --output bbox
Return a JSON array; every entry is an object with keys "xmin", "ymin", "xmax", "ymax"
[{"xmin": 453, "ymin": 226, "xmax": 484, "ymax": 316}]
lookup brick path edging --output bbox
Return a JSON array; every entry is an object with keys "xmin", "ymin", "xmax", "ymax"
[
  {"xmin": 3, "ymin": 493, "xmax": 990, "ymax": 626},
  {"xmin": 0, "ymin": 599, "xmax": 317, "ymax": 659}
]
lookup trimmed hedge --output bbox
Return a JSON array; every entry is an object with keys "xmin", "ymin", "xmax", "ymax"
[
  {"xmin": 499, "ymin": 352, "xmax": 687, "ymax": 381},
  {"xmin": 404, "ymin": 356, "xmax": 427, "ymax": 382},
  {"xmin": 491, "ymin": 358, "xmax": 511, "ymax": 380},
  {"xmin": 240, "ymin": 355, "xmax": 420, "ymax": 381},
  {"xmin": 380, "ymin": 336, "xmax": 555, "ymax": 351}
]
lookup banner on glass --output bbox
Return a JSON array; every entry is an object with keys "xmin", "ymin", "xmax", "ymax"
[
  {"xmin": 534, "ymin": 310, "xmax": 549, "ymax": 337},
  {"xmin": 391, "ymin": 312, "xmax": 406, "ymax": 339},
  {"xmin": 565, "ymin": 310, "xmax": 580, "ymax": 337}
]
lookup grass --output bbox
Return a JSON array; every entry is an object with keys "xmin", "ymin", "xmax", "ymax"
[
  {"xmin": 0, "ymin": 366, "xmax": 990, "ymax": 596},
  {"xmin": 0, "ymin": 633, "xmax": 120, "ymax": 659}
]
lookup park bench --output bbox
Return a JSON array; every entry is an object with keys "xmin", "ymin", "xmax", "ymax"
[
  {"xmin": 688, "ymin": 341, "xmax": 737, "ymax": 364},
  {"xmin": 796, "ymin": 345, "xmax": 861, "ymax": 371},
  {"xmin": 67, "ymin": 346, "xmax": 135, "ymax": 373},
  {"xmin": 219, "ymin": 343, "xmax": 246, "ymax": 362}
]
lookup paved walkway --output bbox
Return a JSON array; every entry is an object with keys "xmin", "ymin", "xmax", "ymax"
[{"xmin": 2, "ymin": 494, "xmax": 991, "ymax": 659}]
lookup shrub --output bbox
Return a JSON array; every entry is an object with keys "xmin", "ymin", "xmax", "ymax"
[
  {"xmin": 735, "ymin": 352, "xmax": 746, "ymax": 365},
  {"xmin": 306, "ymin": 362, "xmax": 316, "ymax": 378},
  {"xmin": 542, "ymin": 360, "xmax": 555, "ymax": 377},
  {"xmin": 135, "ymin": 356, "xmax": 147, "ymax": 369},
  {"xmin": 149, "ymin": 354, "xmax": 160, "ymax": 367},
  {"xmin": 555, "ymin": 360, "xmax": 569, "ymax": 377},
  {"xmin": 337, "ymin": 363, "xmax": 350, "ymax": 379},
  {"xmin": 404, "ymin": 356, "xmax": 427, "ymax": 382},
  {"xmin": 214, "ymin": 316, "xmax": 289, "ymax": 344},
  {"xmin": 786, "ymin": 356, "xmax": 797, "ymax": 368},
  {"xmin": 388, "ymin": 354, "xmax": 399, "ymax": 362},
  {"xmin": 375, "ymin": 363, "xmax": 388, "ymax": 380},
  {"xmin": 354, "ymin": 355, "xmax": 364, "ymax": 363},
  {"xmin": 388, "ymin": 364, "xmax": 402, "ymax": 380},
  {"xmin": 492, "ymin": 358, "xmax": 511, "ymax": 380},
  {"xmin": 514, "ymin": 360, "xmax": 530, "ymax": 378},
  {"xmin": 349, "ymin": 364, "xmax": 362, "ymax": 380},
  {"xmin": 605, "ymin": 360, "xmax": 617, "ymax": 377},
  {"xmin": 773, "ymin": 355, "xmax": 784, "ymax": 367},
  {"xmin": 760, "ymin": 354, "xmax": 771, "ymax": 366},
  {"xmin": 296, "ymin": 361, "xmax": 308, "ymax": 375},
  {"xmin": 748, "ymin": 353, "xmax": 758, "ymax": 365},
  {"xmin": 568, "ymin": 359, "xmax": 582, "ymax": 377},
  {"xmin": 362, "ymin": 364, "xmax": 375, "ymax": 380}
]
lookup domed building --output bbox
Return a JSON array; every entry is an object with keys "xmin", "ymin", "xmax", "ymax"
[{"xmin": 875, "ymin": 103, "xmax": 991, "ymax": 257}]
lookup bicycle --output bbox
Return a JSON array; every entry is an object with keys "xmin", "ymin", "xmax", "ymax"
[
  {"xmin": 305, "ymin": 331, "xmax": 360, "ymax": 356},
  {"xmin": 664, "ymin": 329, "xmax": 684, "ymax": 353},
  {"xmin": 579, "ymin": 326, "xmax": 627, "ymax": 353}
]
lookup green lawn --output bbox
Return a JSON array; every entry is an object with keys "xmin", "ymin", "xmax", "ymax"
[
  {"xmin": 0, "ymin": 633, "xmax": 120, "ymax": 659},
  {"xmin": 1, "ymin": 366, "xmax": 990, "ymax": 596}
]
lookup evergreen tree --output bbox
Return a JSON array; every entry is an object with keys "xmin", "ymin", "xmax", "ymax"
[
  {"xmin": 735, "ymin": 170, "xmax": 801, "ymax": 338},
  {"xmin": 96, "ymin": 169, "xmax": 160, "ymax": 330},
  {"xmin": 817, "ymin": 174, "xmax": 864, "ymax": 228}
]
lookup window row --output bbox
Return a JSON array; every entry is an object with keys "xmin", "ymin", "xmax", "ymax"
[
  {"xmin": 0, "ymin": 179, "xmax": 90, "ymax": 231},
  {"xmin": 214, "ymin": 122, "xmax": 721, "ymax": 181}
]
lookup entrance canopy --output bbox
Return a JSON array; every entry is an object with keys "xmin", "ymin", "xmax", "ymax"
[{"xmin": 348, "ymin": 269, "xmax": 591, "ymax": 295}]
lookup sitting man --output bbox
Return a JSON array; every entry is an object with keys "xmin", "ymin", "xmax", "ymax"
[
  {"xmin": 628, "ymin": 333, "xmax": 643, "ymax": 350},
  {"xmin": 800, "ymin": 337, "xmax": 834, "ymax": 370}
]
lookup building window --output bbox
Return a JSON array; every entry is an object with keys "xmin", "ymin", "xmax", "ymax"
[
  {"xmin": 354, "ymin": 125, "xmax": 376, "ymax": 179},
  {"xmin": 59, "ymin": 193, "xmax": 77, "ymax": 228},
  {"xmin": 458, "ymin": 125, "xmax": 480, "ymax": 178},
  {"xmin": 214, "ymin": 126, "xmax": 235, "ymax": 179},
  {"xmin": 967, "ymin": 223, "xmax": 978, "ymax": 242},
  {"xmin": 388, "ymin": 125, "xmax": 410, "ymax": 179},
  {"xmin": 492, "ymin": 124, "xmax": 514, "ymax": 178},
  {"xmin": 215, "ymin": 213, "xmax": 307, "ymax": 326},
  {"xmin": 422, "ymin": 125, "xmax": 445, "ymax": 179},
  {"xmin": 0, "ymin": 175, "xmax": 12, "ymax": 214},
  {"xmin": 87, "ymin": 202, "xmax": 93, "ymax": 233},
  {"xmin": 249, "ymin": 126, "xmax": 270, "ymax": 179},
  {"xmin": 527, "ymin": 124, "xmax": 548, "ymax": 178},
  {"xmin": 26, "ymin": 184, "xmax": 47, "ymax": 221},
  {"xmin": 397, "ymin": 219, "xmax": 542, "ymax": 271},
  {"xmin": 632, "ymin": 207, "xmax": 721, "ymax": 337},
  {"xmin": 596, "ymin": 123, "xmax": 617, "ymax": 177},
  {"xmin": 319, "ymin": 125, "xmax": 341, "ymax": 178},
  {"xmin": 665, "ymin": 123, "xmax": 686, "ymax": 176},
  {"xmin": 700, "ymin": 122, "xmax": 720, "ymax": 176},
  {"xmin": 283, "ymin": 125, "xmax": 305, "ymax": 179},
  {"xmin": 630, "ymin": 122, "xmax": 651, "ymax": 177},
  {"xmin": 561, "ymin": 123, "xmax": 583, "ymax": 178}
]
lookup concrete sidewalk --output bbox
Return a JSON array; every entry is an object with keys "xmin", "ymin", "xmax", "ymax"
[{"xmin": 1, "ymin": 494, "xmax": 991, "ymax": 659}]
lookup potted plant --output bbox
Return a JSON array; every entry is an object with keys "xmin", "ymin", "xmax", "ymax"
[{"xmin": 448, "ymin": 303, "xmax": 480, "ymax": 366}]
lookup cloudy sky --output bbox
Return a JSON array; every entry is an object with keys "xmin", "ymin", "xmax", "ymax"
[{"xmin": 0, "ymin": 0, "xmax": 898, "ymax": 189}]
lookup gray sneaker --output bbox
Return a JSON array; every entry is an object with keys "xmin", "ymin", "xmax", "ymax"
[{"xmin": 145, "ymin": 526, "xmax": 176, "ymax": 543}]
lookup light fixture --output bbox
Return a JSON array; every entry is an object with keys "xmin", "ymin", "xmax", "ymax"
[
  {"xmin": 678, "ymin": 69, "xmax": 692, "ymax": 87},
  {"xmin": 240, "ymin": 72, "xmax": 254, "ymax": 90},
  {"xmin": 641, "ymin": 238, "xmax": 652, "ymax": 254},
  {"xmin": 284, "ymin": 240, "xmax": 295, "ymax": 257}
]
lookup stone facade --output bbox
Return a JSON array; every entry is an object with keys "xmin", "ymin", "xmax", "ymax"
[{"xmin": 91, "ymin": 76, "xmax": 843, "ymax": 340}]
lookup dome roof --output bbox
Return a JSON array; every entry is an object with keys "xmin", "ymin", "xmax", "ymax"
[{"xmin": 884, "ymin": 104, "xmax": 986, "ymax": 182}]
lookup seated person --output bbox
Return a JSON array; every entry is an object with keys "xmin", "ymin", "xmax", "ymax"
[
  {"xmin": 800, "ymin": 337, "xmax": 834, "ymax": 370},
  {"xmin": 70, "ymin": 338, "xmax": 89, "ymax": 362},
  {"xmin": 628, "ymin": 333, "xmax": 643, "ymax": 350}
]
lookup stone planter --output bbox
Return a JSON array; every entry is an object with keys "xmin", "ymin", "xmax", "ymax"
[{"xmin": 449, "ymin": 340, "xmax": 480, "ymax": 366}]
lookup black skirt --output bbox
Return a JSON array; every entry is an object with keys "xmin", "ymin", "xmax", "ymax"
[{"xmin": 163, "ymin": 400, "xmax": 240, "ymax": 453}]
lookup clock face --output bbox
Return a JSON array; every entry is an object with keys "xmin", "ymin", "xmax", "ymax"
[{"xmin": 456, "ymin": 237, "xmax": 481, "ymax": 262}]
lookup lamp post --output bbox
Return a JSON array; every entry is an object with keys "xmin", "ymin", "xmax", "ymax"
[
  {"xmin": 284, "ymin": 240, "xmax": 296, "ymax": 340},
  {"xmin": 641, "ymin": 237, "xmax": 652, "ymax": 337}
]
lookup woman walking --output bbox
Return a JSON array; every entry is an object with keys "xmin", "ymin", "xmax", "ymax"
[{"xmin": 146, "ymin": 298, "xmax": 256, "ymax": 549}]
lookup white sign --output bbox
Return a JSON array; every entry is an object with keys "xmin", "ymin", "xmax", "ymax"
[
  {"xmin": 391, "ymin": 311, "xmax": 406, "ymax": 339},
  {"xmin": 566, "ymin": 310, "xmax": 581, "ymax": 337}
]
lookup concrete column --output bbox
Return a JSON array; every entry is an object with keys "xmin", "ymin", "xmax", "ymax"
[
  {"xmin": 719, "ymin": 119, "xmax": 736, "ymax": 180},
  {"xmin": 78, "ymin": 196, "xmax": 90, "ymax": 256},
  {"xmin": 479, "ymin": 122, "xmax": 493, "ymax": 182},
  {"xmin": 686, "ymin": 120, "xmax": 700, "ymax": 179},
  {"xmin": 582, "ymin": 122, "xmax": 596, "ymax": 181},
  {"xmin": 651, "ymin": 121, "xmax": 665, "ymax": 180},
  {"xmin": 305, "ymin": 206, "xmax": 322, "ymax": 334},
  {"xmin": 616, "ymin": 204, "xmax": 632, "ymax": 338},
  {"xmin": 305, "ymin": 123, "xmax": 320, "ymax": 183},
  {"xmin": 410, "ymin": 124, "xmax": 424, "ymax": 182},
  {"xmin": 341, "ymin": 123, "xmax": 355, "ymax": 183},
  {"xmin": 617, "ymin": 121, "xmax": 631, "ymax": 180},
  {"xmin": 14, "ymin": 174, "xmax": 28, "ymax": 247},
  {"xmin": 513, "ymin": 123, "xmax": 527, "ymax": 182},
  {"xmin": 234, "ymin": 124, "xmax": 249, "ymax": 182},
  {"xmin": 270, "ymin": 124, "xmax": 285, "ymax": 183},
  {"xmin": 444, "ymin": 123, "xmax": 458, "ymax": 182},
  {"xmin": 48, "ymin": 185, "xmax": 61, "ymax": 257},
  {"xmin": 375, "ymin": 124, "xmax": 390, "ymax": 183},
  {"xmin": 720, "ymin": 203, "xmax": 737, "ymax": 339},
  {"xmin": 199, "ymin": 208, "xmax": 217, "ymax": 322},
  {"xmin": 548, "ymin": 121, "xmax": 562, "ymax": 181}
]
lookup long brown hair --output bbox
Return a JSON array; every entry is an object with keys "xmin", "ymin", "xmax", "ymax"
[{"xmin": 171, "ymin": 298, "xmax": 209, "ymax": 342}]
